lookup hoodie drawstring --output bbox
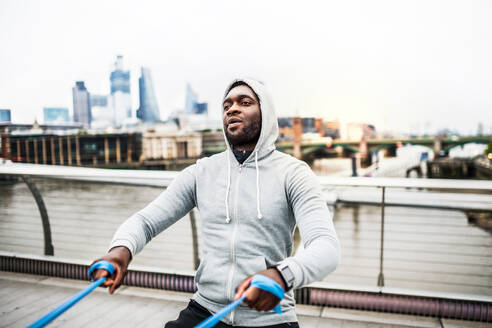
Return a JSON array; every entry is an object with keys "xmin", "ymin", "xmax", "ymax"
[
  {"xmin": 255, "ymin": 151, "xmax": 263, "ymax": 220},
  {"xmin": 225, "ymin": 151, "xmax": 231, "ymax": 223},
  {"xmin": 224, "ymin": 150, "xmax": 262, "ymax": 223}
]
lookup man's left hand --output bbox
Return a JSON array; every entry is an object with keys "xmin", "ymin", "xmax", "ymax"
[{"xmin": 233, "ymin": 268, "xmax": 286, "ymax": 312}]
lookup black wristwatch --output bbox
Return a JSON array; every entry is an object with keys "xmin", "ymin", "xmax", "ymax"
[{"xmin": 274, "ymin": 262, "xmax": 295, "ymax": 291}]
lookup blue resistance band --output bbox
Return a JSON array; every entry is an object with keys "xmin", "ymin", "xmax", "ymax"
[
  {"xmin": 27, "ymin": 260, "xmax": 115, "ymax": 328},
  {"xmin": 194, "ymin": 274, "xmax": 285, "ymax": 328}
]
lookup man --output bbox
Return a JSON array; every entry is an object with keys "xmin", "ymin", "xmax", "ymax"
[{"xmin": 92, "ymin": 78, "xmax": 340, "ymax": 327}]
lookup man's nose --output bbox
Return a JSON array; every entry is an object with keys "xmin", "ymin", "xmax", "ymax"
[{"xmin": 226, "ymin": 105, "xmax": 241, "ymax": 115}]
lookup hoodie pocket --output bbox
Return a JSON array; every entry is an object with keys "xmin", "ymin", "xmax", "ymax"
[
  {"xmin": 232, "ymin": 254, "xmax": 268, "ymax": 300},
  {"xmin": 195, "ymin": 254, "xmax": 231, "ymax": 304},
  {"xmin": 194, "ymin": 256, "xmax": 207, "ymax": 283}
]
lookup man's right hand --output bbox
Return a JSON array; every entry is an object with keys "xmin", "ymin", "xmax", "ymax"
[{"xmin": 90, "ymin": 246, "xmax": 132, "ymax": 294}]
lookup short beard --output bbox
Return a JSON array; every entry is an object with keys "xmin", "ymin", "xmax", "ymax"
[{"xmin": 225, "ymin": 117, "xmax": 262, "ymax": 148}]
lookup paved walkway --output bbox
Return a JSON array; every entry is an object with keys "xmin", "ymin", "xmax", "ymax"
[{"xmin": 1, "ymin": 272, "xmax": 489, "ymax": 328}]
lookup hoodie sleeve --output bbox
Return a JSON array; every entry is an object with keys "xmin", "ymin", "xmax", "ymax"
[
  {"xmin": 108, "ymin": 164, "xmax": 197, "ymax": 257},
  {"xmin": 279, "ymin": 162, "xmax": 340, "ymax": 289}
]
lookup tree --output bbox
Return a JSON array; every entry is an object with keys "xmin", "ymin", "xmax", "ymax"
[{"xmin": 485, "ymin": 140, "xmax": 492, "ymax": 155}]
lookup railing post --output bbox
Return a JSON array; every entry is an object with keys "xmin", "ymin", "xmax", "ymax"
[
  {"xmin": 189, "ymin": 209, "xmax": 200, "ymax": 270},
  {"xmin": 377, "ymin": 186, "xmax": 385, "ymax": 287},
  {"xmin": 21, "ymin": 176, "xmax": 54, "ymax": 256}
]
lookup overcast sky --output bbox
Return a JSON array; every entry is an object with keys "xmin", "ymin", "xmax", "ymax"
[{"xmin": 0, "ymin": 0, "xmax": 491, "ymax": 135}]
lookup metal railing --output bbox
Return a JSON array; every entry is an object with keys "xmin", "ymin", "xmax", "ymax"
[
  {"xmin": 316, "ymin": 175, "xmax": 492, "ymax": 289},
  {"xmin": 1, "ymin": 162, "xmax": 492, "ymax": 321}
]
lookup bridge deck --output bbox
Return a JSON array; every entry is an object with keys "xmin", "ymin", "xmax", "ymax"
[
  {"xmin": 1, "ymin": 179, "xmax": 491, "ymax": 297},
  {"xmin": 1, "ymin": 271, "xmax": 486, "ymax": 328}
]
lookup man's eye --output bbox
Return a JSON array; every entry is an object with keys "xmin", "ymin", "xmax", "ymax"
[
  {"xmin": 223, "ymin": 105, "xmax": 230, "ymax": 111},
  {"xmin": 242, "ymin": 101, "xmax": 251, "ymax": 106}
]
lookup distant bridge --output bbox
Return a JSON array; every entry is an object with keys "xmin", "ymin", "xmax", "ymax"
[{"xmin": 276, "ymin": 135, "xmax": 492, "ymax": 162}]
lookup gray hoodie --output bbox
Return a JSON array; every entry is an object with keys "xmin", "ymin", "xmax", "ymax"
[{"xmin": 109, "ymin": 78, "xmax": 340, "ymax": 326}]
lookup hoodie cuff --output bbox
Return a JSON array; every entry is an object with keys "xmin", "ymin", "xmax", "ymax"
[
  {"xmin": 277, "ymin": 257, "xmax": 303, "ymax": 290},
  {"xmin": 108, "ymin": 239, "xmax": 136, "ymax": 258}
]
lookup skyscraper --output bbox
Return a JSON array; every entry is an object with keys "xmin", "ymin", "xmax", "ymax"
[
  {"xmin": 0, "ymin": 109, "xmax": 11, "ymax": 122},
  {"xmin": 137, "ymin": 67, "xmax": 160, "ymax": 123},
  {"xmin": 43, "ymin": 107, "xmax": 69, "ymax": 123},
  {"xmin": 90, "ymin": 95, "xmax": 108, "ymax": 108},
  {"xmin": 109, "ymin": 55, "xmax": 132, "ymax": 126},
  {"xmin": 185, "ymin": 83, "xmax": 198, "ymax": 114},
  {"xmin": 185, "ymin": 83, "xmax": 208, "ymax": 115},
  {"xmin": 72, "ymin": 81, "xmax": 91, "ymax": 128},
  {"xmin": 90, "ymin": 95, "xmax": 113, "ymax": 130},
  {"xmin": 194, "ymin": 103, "xmax": 208, "ymax": 114}
]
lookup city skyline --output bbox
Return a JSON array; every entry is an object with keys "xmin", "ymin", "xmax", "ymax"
[{"xmin": 0, "ymin": 0, "xmax": 491, "ymax": 135}]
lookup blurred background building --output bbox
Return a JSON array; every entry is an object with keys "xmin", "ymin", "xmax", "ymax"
[
  {"xmin": 109, "ymin": 55, "xmax": 132, "ymax": 126},
  {"xmin": 72, "ymin": 81, "xmax": 91, "ymax": 128},
  {"xmin": 0, "ymin": 109, "xmax": 12, "ymax": 123},
  {"xmin": 90, "ymin": 95, "xmax": 112, "ymax": 130},
  {"xmin": 343, "ymin": 122, "xmax": 377, "ymax": 141},
  {"xmin": 185, "ymin": 83, "xmax": 208, "ymax": 115},
  {"xmin": 43, "ymin": 107, "xmax": 69, "ymax": 124},
  {"xmin": 278, "ymin": 116, "xmax": 341, "ymax": 142},
  {"xmin": 137, "ymin": 67, "xmax": 160, "ymax": 123}
]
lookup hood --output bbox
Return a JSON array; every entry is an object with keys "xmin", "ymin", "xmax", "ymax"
[
  {"xmin": 221, "ymin": 78, "xmax": 279, "ymax": 222},
  {"xmin": 222, "ymin": 77, "xmax": 279, "ymax": 160}
]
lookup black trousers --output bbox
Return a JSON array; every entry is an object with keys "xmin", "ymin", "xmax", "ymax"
[{"xmin": 165, "ymin": 300, "xmax": 299, "ymax": 328}]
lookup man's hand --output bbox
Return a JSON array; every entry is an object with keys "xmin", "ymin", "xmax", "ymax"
[
  {"xmin": 233, "ymin": 268, "xmax": 286, "ymax": 312},
  {"xmin": 90, "ymin": 246, "xmax": 132, "ymax": 294}
]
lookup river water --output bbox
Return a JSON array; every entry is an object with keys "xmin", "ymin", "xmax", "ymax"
[{"xmin": 0, "ymin": 150, "xmax": 490, "ymax": 297}]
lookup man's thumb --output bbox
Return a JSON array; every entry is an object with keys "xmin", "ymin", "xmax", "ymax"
[{"xmin": 234, "ymin": 276, "xmax": 253, "ymax": 300}]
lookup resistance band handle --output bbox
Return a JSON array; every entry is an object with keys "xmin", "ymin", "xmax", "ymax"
[
  {"xmin": 27, "ymin": 261, "xmax": 116, "ymax": 328},
  {"xmin": 88, "ymin": 260, "xmax": 116, "ymax": 281},
  {"xmin": 194, "ymin": 274, "xmax": 285, "ymax": 328},
  {"xmin": 250, "ymin": 274, "xmax": 285, "ymax": 312}
]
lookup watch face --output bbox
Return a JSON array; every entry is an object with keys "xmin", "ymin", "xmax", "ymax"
[{"xmin": 280, "ymin": 266, "xmax": 295, "ymax": 287}]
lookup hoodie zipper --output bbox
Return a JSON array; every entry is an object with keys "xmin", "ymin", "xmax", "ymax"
[{"xmin": 226, "ymin": 163, "xmax": 242, "ymax": 324}]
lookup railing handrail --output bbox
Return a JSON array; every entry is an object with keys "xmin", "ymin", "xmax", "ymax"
[
  {"xmin": 0, "ymin": 162, "xmax": 177, "ymax": 187},
  {"xmin": 318, "ymin": 175, "xmax": 492, "ymax": 191},
  {"xmin": 2, "ymin": 162, "xmax": 492, "ymax": 192}
]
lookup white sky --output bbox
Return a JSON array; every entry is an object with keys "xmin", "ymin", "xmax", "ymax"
[{"xmin": 0, "ymin": 0, "xmax": 491, "ymax": 135}]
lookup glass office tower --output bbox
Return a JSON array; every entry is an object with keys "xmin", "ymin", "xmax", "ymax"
[
  {"xmin": 43, "ymin": 107, "xmax": 69, "ymax": 123},
  {"xmin": 109, "ymin": 55, "xmax": 132, "ymax": 126},
  {"xmin": 72, "ymin": 81, "xmax": 91, "ymax": 128},
  {"xmin": 137, "ymin": 67, "xmax": 160, "ymax": 123}
]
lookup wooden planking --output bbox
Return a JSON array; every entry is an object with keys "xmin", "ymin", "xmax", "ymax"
[
  {"xmin": 2, "ymin": 285, "xmax": 81, "ymax": 327},
  {"xmin": 49, "ymin": 292, "xmax": 107, "ymax": 328},
  {"xmin": 0, "ymin": 274, "xmax": 182, "ymax": 328},
  {"xmin": 0, "ymin": 272, "xmax": 438, "ymax": 328}
]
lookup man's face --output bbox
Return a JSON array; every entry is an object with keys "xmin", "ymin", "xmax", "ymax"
[{"xmin": 223, "ymin": 85, "xmax": 262, "ymax": 149}]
